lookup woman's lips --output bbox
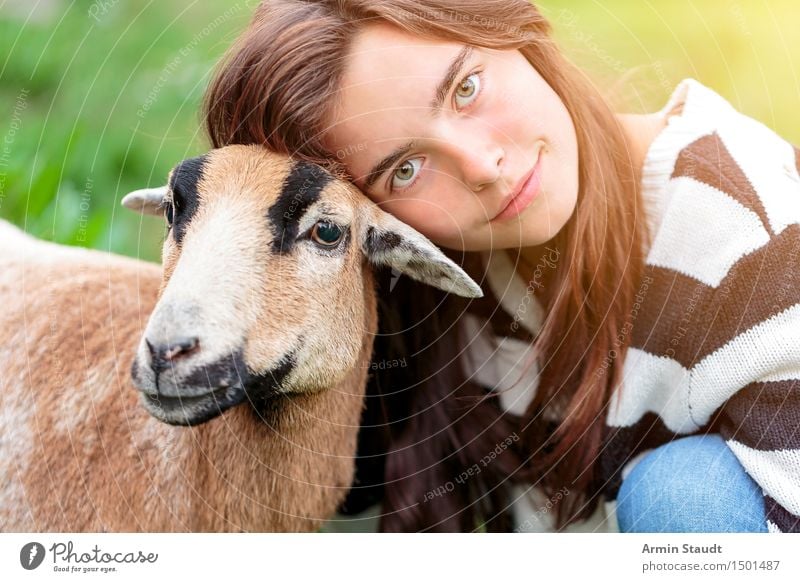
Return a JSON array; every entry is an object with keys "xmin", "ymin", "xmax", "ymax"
[{"xmin": 492, "ymin": 152, "xmax": 543, "ymax": 222}]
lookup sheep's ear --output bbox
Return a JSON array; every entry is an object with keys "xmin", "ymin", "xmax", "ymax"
[
  {"xmin": 360, "ymin": 204, "xmax": 483, "ymax": 299},
  {"xmin": 121, "ymin": 186, "xmax": 168, "ymax": 216}
]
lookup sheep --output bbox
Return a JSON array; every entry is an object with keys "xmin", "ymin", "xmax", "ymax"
[{"xmin": 0, "ymin": 144, "xmax": 482, "ymax": 532}]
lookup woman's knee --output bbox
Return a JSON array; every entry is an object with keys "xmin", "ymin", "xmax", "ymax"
[{"xmin": 616, "ymin": 434, "xmax": 767, "ymax": 532}]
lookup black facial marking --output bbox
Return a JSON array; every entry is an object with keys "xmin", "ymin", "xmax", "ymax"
[
  {"xmin": 364, "ymin": 226, "xmax": 403, "ymax": 255},
  {"xmin": 267, "ymin": 161, "xmax": 332, "ymax": 253},
  {"xmin": 169, "ymin": 154, "xmax": 208, "ymax": 245},
  {"xmin": 180, "ymin": 349, "xmax": 247, "ymax": 388},
  {"xmin": 246, "ymin": 350, "xmax": 297, "ymax": 403}
]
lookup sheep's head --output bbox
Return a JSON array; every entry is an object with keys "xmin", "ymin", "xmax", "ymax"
[{"xmin": 122, "ymin": 145, "xmax": 482, "ymax": 426}]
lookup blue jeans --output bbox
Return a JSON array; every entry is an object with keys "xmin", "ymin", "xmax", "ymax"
[{"xmin": 616, "ymin": 434, "xmax": 768, "ymax": 532}]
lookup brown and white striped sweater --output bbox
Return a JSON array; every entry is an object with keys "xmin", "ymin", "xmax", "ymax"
[{"xmin": 460, "ymin": 79, "xmax": 800, "ymax": 533}]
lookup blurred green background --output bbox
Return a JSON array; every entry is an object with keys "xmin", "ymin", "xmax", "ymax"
[{"xmin": 1, "ymin": 0, "xmax": 797, "ymax": 262}]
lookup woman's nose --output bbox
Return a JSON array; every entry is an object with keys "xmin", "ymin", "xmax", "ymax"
[{"xmin": 446, "ymin": 137, "xmax": 504, "ymax": 191}]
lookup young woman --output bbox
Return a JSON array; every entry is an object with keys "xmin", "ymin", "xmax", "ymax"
[{"xmin": 202, "ymin": 0, "xmax": 800, "ymax": 533}]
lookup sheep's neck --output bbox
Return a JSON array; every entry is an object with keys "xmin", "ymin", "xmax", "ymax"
[{"xmin": 180, "ymin": 271, "xmax": 377, "ymax": 532}]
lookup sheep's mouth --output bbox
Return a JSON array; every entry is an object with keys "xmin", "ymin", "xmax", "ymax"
[
  {"xmin": 141, "ymin": 385, "xmax": 247, "ymax": 426},
  {"xmin": 134, "ymin": 347, "xmax": 298, "ymax": 426}
]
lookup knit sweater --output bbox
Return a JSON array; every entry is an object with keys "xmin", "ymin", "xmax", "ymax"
[{"xmin": 460, "ymin": 79, "xmax": 800, "ymax": 533}]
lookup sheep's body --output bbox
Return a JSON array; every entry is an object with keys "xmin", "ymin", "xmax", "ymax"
[{"xmin": 0, "ymin": 221, "xmax": 374, "ymax": 531}]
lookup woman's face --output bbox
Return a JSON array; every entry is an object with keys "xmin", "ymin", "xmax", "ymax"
[{"xmin": 323, "ymin": 24, "xmax": 579, "ymax": 252}]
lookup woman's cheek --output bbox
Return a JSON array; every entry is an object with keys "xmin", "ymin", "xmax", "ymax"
[{"xmin": 385, "ymin": 197, "xmax": 462, "ymax": 245}]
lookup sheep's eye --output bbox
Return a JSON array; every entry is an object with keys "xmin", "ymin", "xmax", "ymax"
[
  {"xmin": 164, "ymin": 202, "xmax": 174, "ymax": 226},
  {"xmin": 311, "ymin": 221, "xmax": 343, "ymax": 247}
]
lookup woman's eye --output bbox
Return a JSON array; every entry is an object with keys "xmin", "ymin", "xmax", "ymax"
[
  {"xmin": 391, "ymin": 157, "xmax": 423, "ymax": 190},
  {"xmin": 454, "ymin": 72, "xmax": 481, "ymax": 109}
]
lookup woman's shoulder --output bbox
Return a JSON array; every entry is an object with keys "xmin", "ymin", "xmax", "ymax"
[
  {"xmin": 640, "ymin": 78, "xmax": 800, "ymax": 254},
  {"xmin": 642, "ymin": 78, "xmax": 799, "ymax": 196}
]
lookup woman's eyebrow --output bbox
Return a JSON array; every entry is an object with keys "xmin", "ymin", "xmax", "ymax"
[
  {"xmin": 429, "ymin": 45, "xmax": 473, "ymax": 113},
  {"xmin": 364, "ymin": 141, "xmax": 414, "ymax": 189},
  {"xmin": 363, "ymin": 45, "xmax": 473, "ymax": 189}
]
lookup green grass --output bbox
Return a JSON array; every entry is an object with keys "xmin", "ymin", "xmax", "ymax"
[
  {"xmin": 0, "ymin": 0, "xmax": 253, "ymax": 261},
  {"xmin": 1, "ymin": 0, "xmax": 797, "ymax": 262}
]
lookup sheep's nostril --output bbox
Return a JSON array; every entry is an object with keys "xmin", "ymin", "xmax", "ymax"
[
  {"xmin": 146, "ymin": 336, "xmax": 200, "ymax": 367},
  {"xmin": 164, "ymin": 336, "xmax": 200, "ymax": 361}
]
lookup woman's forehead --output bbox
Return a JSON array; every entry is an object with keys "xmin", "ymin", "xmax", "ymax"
[
  {"xmin": 344, "ymin": 24, "xmax": 465, "ymax": 81},
  {"xmin": 326, "ymin": 25, "xmax": 467, "ymax": 182},
  {"xmin": 338, "ymin": 27, "xmax": 467, "ymax": 118}
]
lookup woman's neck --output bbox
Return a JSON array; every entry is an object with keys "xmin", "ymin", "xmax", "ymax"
[{"xmin": 508, "ymin": 242, "xmax": 563, "ymax": 309}]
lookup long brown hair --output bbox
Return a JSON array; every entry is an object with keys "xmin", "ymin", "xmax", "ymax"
[{"xmin": 203, "ymin": 0, "xmax": 648, "ymax": 531}]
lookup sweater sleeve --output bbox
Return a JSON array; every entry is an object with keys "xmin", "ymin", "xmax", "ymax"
[{"xmin": 712, "ymin": 146, "xmax": 800, "ymax": 532}]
